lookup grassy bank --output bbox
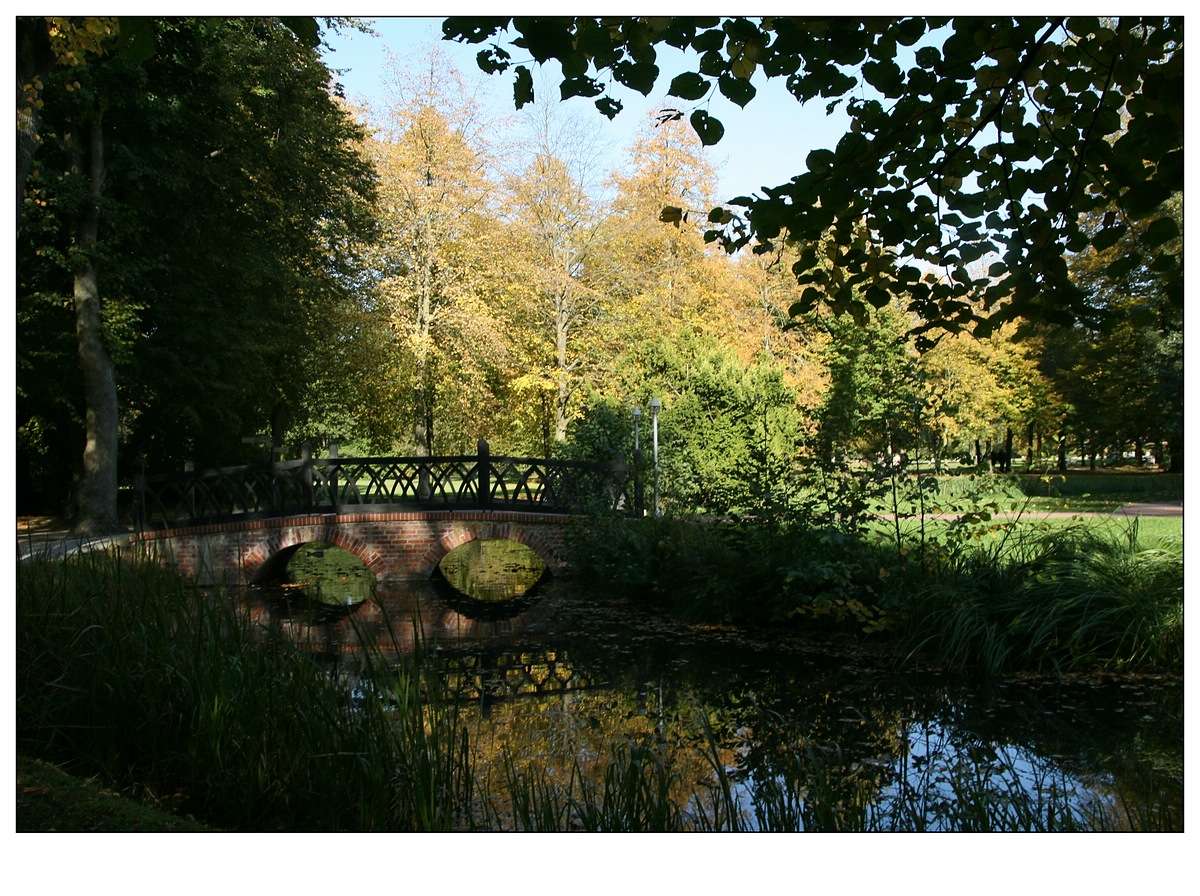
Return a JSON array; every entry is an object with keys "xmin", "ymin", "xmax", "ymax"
[{"xmin": 565, "ymin": 508, "xmax": 1183, "ymax": 675}]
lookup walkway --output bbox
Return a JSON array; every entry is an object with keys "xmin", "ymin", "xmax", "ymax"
[{"xmin": 17, "ymin": 502, "xmax": 1182, "ymax": 564}]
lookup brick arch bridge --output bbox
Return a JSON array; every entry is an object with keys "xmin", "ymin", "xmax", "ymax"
[
  {"xmin": 132, "ymin": 509, "xmax": 574, "ymax": 586},
  {"xmin": 129, "ymin": 442, "xmax": 640, "ymax": 585}
]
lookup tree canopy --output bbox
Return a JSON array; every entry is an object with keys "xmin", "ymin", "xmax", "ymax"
[
  {"xmin": 442, "ymin": 16, "xmax": 1183, "ymax": 339},
  {"xmin": 17, "ymin": 17, "xmax": 377, "ymax": 523}
]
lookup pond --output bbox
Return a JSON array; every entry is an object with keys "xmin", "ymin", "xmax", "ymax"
[{"xmin": 249, "ymin": 540, "xmax": 1183, "ymax": 832}]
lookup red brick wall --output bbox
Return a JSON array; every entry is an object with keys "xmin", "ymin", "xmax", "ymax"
[{"xmin": 130, "ymin": 510, "xmax": 571, "ymax": 586}]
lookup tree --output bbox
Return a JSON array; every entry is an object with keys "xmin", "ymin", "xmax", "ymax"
[
  {"xmin": 1059, "ymin": 194, "xmax": 1184, "ymax": 470},
  {"xmin": 364, "ymin": 47, "xmax": 508, "ymax": 455},
  {"xmin": 603, "ymin": 115, "xmax": 734, "ymax": 333},
  {"xmin": 443, "ymin": 16, "xmax": 1183, "ymax": 338},
  {"xmin": 17, "ymin": 18, "xmax": 376, "ymax": 526},
  {"xmin": 500, "ymin": 103, "xmax": 616, "ymax": 446},
  {"xmin": 812, "ymin": 302, "xmax": 923, "ymax": 464}
]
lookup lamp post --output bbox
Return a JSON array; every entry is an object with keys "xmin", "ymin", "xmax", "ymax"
[
  {"xmin": 632, "ymin": 405, "xmax": 641, "ymax": 452},
  {"xmin": 649, "ymin": 396, "xmax": 661, "ymax": 517}
]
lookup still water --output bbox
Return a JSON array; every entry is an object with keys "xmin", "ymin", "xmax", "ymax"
[{"xmin": 249, "ymin": 541, "xmax": 1183, "ymax": 831}]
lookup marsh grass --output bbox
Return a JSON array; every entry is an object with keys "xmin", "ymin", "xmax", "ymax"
[
  {"xmin": 895, "ymin": 520, "xmax": 1184, "ymax": 674},
  {"xmin": 16, "ymin": 549, "xmax": 471, "ymax": 831}
]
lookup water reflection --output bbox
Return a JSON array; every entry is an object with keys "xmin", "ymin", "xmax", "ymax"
[{"xmin": 244, "ymin": 577, "xmax": 1183, "ymax": 831}]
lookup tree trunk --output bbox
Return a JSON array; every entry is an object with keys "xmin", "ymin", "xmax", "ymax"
[
  {"xmin": 554, "ymin": 289, "xmax": 571, "ymax": 443},
  {"xmin": 71, "ymin": 107, "xmax": 122, "ymax": 534}
]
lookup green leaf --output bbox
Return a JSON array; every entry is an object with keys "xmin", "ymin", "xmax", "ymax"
[
  {"xmin": 513, "ymin": 65, "xmax": 534, "ymax": 109},
  {"xmin": 560, "ymin": 75, "xmax": 604, "ymax": 101},
  {"xmin": 476, "ymin": 45, "xmax": 511, "ymax": 74},
  {"xmin": 1142, "ymin": 215, "xmax": 1180, "ymax": 248},
  {"xmin": 689, "ymin": 109, "xmax": 725, "ymax": 146},
  {"xmin": 278, "ymin": 16, "xmax": 320, "ymax": 48},
  {"xmin": 805, "ymin": 148, "xmax": 835, "ymax": 171},
  {"xmin": 659, "ymin": 205, "xmax": 684, "ymax": 225},
  {"xmin": 115, "ymin": 17, "xmax": 157, "ymax": 61},
  {"xmin": 560, "ymin": 52, "xmax": 589, "ymax": 79},
  {"xmin": 865, "ymin": 284, "xmax": 891, "ymax": 309},
  {"xmin": 668, "ymin": 72, "xmax": 711, "ymax": 100},
  {"xmin": 1090, "ymin": 223, "xmax": 1127, "ymax": 252},
  {"xmin": 615, "ymin": 60, "xmax": 660, "ymax": 96},
  {"xmin": 595, "ymin": 96, "xmax": 623, "ymax": 119},
  {"xmin": 1105, "ymin": 252, "xmax": 1142, "ymax": 280},
  {"xmin": 442, "ymin": 17, "xmax": 510, "ymax": 44},
  {"xmin": 692, "ymin": 28, "xmax": 726, "ymax": 51},
  {"xmin": 718, "ymin": 74, "xmax": 756, "ymax": 107}
]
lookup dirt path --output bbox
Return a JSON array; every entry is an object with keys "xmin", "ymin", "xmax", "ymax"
[
  {"xmin": 1111, "ymin": 502, "xmax": 1184, "ymax": 518},
  {"xmin": 16, "ymin": 517, "xmax": 133, "ymax": 561}
]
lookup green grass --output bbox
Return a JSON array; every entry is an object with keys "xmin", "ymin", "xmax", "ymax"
[
  {"xmin": 566, "ymin": 496, "xmax": 1183, "ymax": 676},
  {"xmin": 1014, "ymin": 469, "xmax": 1183, "ymax": 500},
  {"xmin": 17, "ymin": 755, "xmax": 216, "ymax": 832},
  {"xmin": 889, "ymin": 519, "xmax": 1184, "ymax": 675}
]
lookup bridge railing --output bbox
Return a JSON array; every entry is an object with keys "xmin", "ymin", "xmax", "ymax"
[{"xmin": 133, "ymin": 439, "xmax": 643, "ymax": 531}]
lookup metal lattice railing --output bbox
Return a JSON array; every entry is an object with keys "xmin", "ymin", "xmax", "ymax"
[{"xmin": 133, "ymin": 439, "xmax": 642, "ymax": 531}]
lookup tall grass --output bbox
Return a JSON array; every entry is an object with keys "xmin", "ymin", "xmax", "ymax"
[
  {"xmin": 894, "ymin": 521, "xmax": 1183, "ymax": 674},
  {"xmin": 16, "ymin": 550, "xmax": 471, "ymax": 831}
]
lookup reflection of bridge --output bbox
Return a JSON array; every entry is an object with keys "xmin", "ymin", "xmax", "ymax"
[
  {"xmin": 130, "ymin": 440, "xmax": 641, "ymax": 584},
  {"xmin": 437, "ymin": 646, "xmax": 598, "ymax": 705}
]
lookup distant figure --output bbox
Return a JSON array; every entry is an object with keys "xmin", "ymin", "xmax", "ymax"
[{"xmin": 990, "ymin": 449, "xmax": 1011, "ymax": 473}]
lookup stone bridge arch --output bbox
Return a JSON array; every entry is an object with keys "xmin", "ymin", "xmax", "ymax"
[{"xmin": 132, "ymin": 511, "xmax": 572, "ymax": 586}]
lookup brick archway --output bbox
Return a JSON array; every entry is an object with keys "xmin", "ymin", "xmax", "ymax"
[{"xmin": 132, "ymin": 511, "xmax": 572, "ymax": 586}]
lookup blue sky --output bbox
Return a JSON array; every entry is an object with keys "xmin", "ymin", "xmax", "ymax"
[{"xmin": 319, "ymin": 16, "xmax": 852, "ymax": 204}]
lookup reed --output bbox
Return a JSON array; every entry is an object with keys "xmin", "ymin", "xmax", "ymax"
[{"xmin": 16, "ymin": 549, "xmax": 471, "ymax": 831}]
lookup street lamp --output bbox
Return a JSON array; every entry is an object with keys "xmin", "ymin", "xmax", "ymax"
[
  {"xmin": 632, "ymin": 405, "xmax": 641, "ymax": 453},
  {"xmin": 649, "ymin": 396, "xmax": 661, "ymax": 517}
]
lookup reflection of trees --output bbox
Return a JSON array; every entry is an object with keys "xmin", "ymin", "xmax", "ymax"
[
  {"xmin": 463, "ymin": 644, "xmax": 1182, "ymax": 830},
  {"xmin": 238, "ymin": 578, "xmax": 1182, "ymax": 831},
  {"xmin": 928, "ymin": 675, "xmax": 1184, "ymax": 831}
]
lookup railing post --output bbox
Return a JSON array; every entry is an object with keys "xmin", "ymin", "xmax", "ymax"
[
  {"xmin": 478, "ymin": 438, "xmax": 491, "ymax": 509},
  {"xmin": 183, "ymin": 460, "xmax": 197, "ymax": 521},
  {"xmin": 328, "ymin": 443, "xmax": 340, "ymax": 513},
  {"xmin": 633, "ymin": 448, "xmax": 644, "ymax": 517},
  {"xmin": 301, "ymin": 441, "xmax": 313, "ymax": 511}
]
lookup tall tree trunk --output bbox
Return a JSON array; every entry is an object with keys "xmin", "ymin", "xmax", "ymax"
[{"xmin": 71, "ymin": 107, "xmax": 122, "ymax": 534}]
